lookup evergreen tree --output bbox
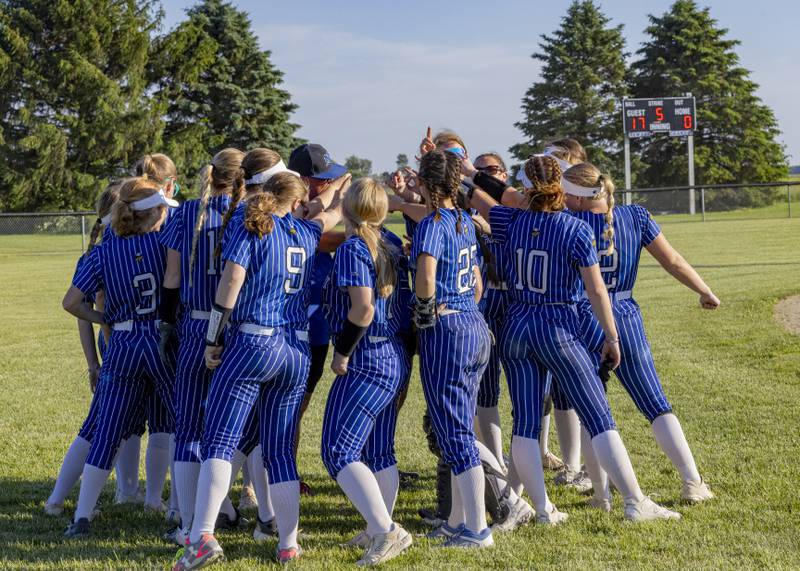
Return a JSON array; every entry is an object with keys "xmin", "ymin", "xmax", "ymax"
[
  {"xmin": 631, "ymin": 0, "xmax": 787, "ymax": 210},
  {"xmin": 344, "ymin": 155, "xmax": 372, "ymax": 179},
  {"xmin": 0, "ymin": 1, "xmax": 163, "ymax": 211},
  {"xmin": 511, "ymin": 1, "xmax": 627, "ymax": 175},
  {"xmin": 396, "ymin": 153, "xmax": 409, "ymax": 170},
  {"xmin": 152, "ymin": 0, "xmax": 302, "ymax": 189}
]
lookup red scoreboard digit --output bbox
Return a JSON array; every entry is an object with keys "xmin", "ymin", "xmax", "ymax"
[{"xmin": 622, "ymin": 97, "xmax": 696, "ymax": 138}]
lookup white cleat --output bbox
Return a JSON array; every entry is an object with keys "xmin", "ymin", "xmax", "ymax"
[
  {"xmin": 44, "ymin": 502, "xmax": 64, "ymax": 516},
  {"xmin": 554, "ymin": 467, "xmax": 593, "ymax": 493},
  {"xmin": 587, "ymin": 497, "xmax": 612, "ymax": 513},
  {"xmin": 536, "ymin": 503, "xmax": 569, "ymax": 525},
  {"xmin": 624, "ymin": 497, "xmax": 681, "ymax": 522},
  {"xmin": 115, "ymin": 488, "xmax": 145, "ymax": 505},
  {"xmin": 682, "ymin": 479, "xmax": 714, "ymax": 504},
  {"xmin": 492, "ymin": 497, "xmax": 535, "ymax": 533},
  {"xmin": 239, "ymin": 484, "xmax": 258, "ymax": 513},
  {"xmin": 357, "ymin": 524, "xmax": 412, "ymax": 566},
  {"xmin": 341, "ymin": 529, "xmax": 370, "ymax": 548},
  {"xmin": 541, "ymin": 451, "xmax": 565, "ymax": 471}
]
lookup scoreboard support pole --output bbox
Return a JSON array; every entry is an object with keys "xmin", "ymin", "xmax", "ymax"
[
  {"xmin": 687, "ymin": 133, "xmax": 696, "ymax": 215},
  {"xmin": 624, "ymin": 135, "xmax": 632, "ymax": 205}
]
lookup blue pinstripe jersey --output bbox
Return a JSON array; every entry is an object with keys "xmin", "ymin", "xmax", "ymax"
[
  {"xmin": 488, "ymin": 206, "xmax": 598, "ymax": 304},
  {"xmin": 381, "ymin": 227, "xmax": 412, "ymax": 332},
  {"xmin": 72, "ymin": 255, "xmax": 97, "ymax": 304},
  {"xmin": 569, "ymin": 205, "xmax": 661, "ymax": 293},
  {"xmin": 411, "ymin": 208, "xmax": 480, "ymax": 312},
  {"xmin": 160, "ymin": 195, "xmax": 231, "ymax": 311},
  {"xmin": 478, "ymin": 233, "xmax": 508, "ymax": 318},
  {"xmin": 73, "ymin": 230, "xmax": 167, "ymax": 325},
  {"xmin": 222, "ymin": 211, "xmax": 322, "ymax": 327},
  {"xmin": 323, "ymin": 236, "xmax": 399, "ymax": 338}
]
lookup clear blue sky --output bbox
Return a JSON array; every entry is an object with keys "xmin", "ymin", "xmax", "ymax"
[{"xmin": 160, "ymin": 0, "xmax": 798, "ymax": 173}]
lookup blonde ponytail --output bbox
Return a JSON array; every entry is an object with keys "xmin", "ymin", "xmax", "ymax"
[
  {"xmin": 188, "ymin": 165, "xmax": 214, "ymax": 287},
  {"xmin": 86, "ymin": 179, "xmax": 120, "ymax": 253},
  {"xmin": 563, "ymin": 162, "xmax": 616, "ymax": 255}
]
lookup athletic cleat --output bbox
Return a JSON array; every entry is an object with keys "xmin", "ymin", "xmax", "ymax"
[
  {"xmin": 115, "ymin": 488, "xmax": 145, "ymax": 505},
  {"xmin": 417, "ymin": 508, "xmax": 445, "ymax": 528},
  {"xmin": 399, "ymin": 470, "xmax": 420, "ymax": 490},
  {"xmin": 492, "ymin": 496, "xmax": 534, "ymax": 533},
  {"xmin": 276, "ymin": 545, "xmax": 303, "ymax": 564},
  {"xmin": 164, "ymin": 526, "xmax": 189, "ymax": 546},
  {"xmin": 341, "ymin": 530, "xmax": 370, "ymax": 548},
  {"xmin": 144, "ymin": 500, "xmax": 167, "ymax": 513},
  {"xmin": 441, "ymin": 526, "xmax": 494, "ymax": 549},
  {"xmin": 238, "ymin": 485, "xmax": 258, "ymax": 513},
  {"xmin": 554, "ymin": 467, "xmax": 577, "ymax": 486},
  {"xmin": 624, "ymin": 497, "xmax": 681, "ymax": 522},
  {"xmin": 536, "ymin": 503, "xmax": 569, "ymax": 525},
  {"xmin": 166, "ymin": 509, "xmax": 181, "ymax": 526},
  {"xmin": 172, "ymin": 534, "xmax": 224, "ymax": 570},
  {"xmin": 587, "ymin": 497, "xmax": 613, "ymax": 513},
  {"xmin": 541, "ymin": 451, "xmax": 565, "ymax": 471},
  {"xmin": 425, "ymin": 522, "xmax": 463, "ymax": 541},
  {"xmin": 44, "ymin": 501, "xmax": 64, "ymax": 516},
  {"xmin": 253, "ymin": 517, "xmax": 279, "ymax": 543},
  {"xmin": 570, "ymin": 470, "xmax": 594, "ymax": 494},
  {"xmin": 215, "ymin": 508, "xmax": 246, "ymax": 531},
  {"xmin": 299, "ymin": 480, "xmax": 314, "ymax": 496},
  {"xmin": 682, "ymin": 479, "xmax": 714, "ymax": 503},
  {"xmin": 357, "ymin": 524, "xmax": 412, "ymax": 566},
  {"xmin": 64, "ymin": 517, "xmax": 90, "ymax": 538}
]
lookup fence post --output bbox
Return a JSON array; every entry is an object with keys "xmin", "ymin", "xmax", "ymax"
[
  {"xmin": 788, "ymin": 185, "xmax": 792, "ymax": 219},
  {"xmin": 80, "ymin": 215, "xmax": 86, "ymax": 252},
  {"xmin": 700, "ymin": 187, "xmax": 706, "ymax": 222}
]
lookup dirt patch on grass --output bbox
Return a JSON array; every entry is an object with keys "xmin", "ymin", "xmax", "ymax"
[{"xmin": 775, "ymin": 295, "xmax": 800, "ymax": 335}]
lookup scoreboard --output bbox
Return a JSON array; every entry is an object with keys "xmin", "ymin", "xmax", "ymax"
[{"xmin": 622, "ymin": 96, "xmax": 696, "ymax": 138}]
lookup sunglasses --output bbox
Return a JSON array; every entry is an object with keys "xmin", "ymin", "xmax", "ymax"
[
  {"xmin": 165, "ymin": 177, "xmax": 181, "ymax": 197},
  {"xmin": 476, "ymin": 165, "xmax": 505, "ymax": 175},
  {"xmin": 445, "ymin": 147, "xmax": 466, "ymax": 159}
]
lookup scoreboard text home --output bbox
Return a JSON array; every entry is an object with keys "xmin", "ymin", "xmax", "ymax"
[{"xmin": 623, "ymin": 97, "xmax": 696, "ymax": 138}]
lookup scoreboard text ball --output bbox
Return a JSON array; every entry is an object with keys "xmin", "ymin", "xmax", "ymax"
[{"xmin": 622, "ymin": 96, "xmax": 696, "ymax": 138}]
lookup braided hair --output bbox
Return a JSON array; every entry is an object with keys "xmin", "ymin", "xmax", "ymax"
[
  {"xmin": 522, "ymin": 155, "xmax": 565, "ymax": 212},
  {"xmin": 418, "ymin": 150, "xmax": 465, "ymax": 233}
]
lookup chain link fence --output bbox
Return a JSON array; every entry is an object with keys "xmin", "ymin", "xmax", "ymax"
[{"xmin": 0, "ymin": 211, "xmax": 93, "ymax": 255}]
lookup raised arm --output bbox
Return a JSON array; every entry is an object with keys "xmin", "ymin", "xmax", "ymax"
[
  {"xmin": 304, "ymin": 174, "xmax": 352, "ymax": 219},
  {"xmin": 579, "ymin": 265, "xmax": 621, "ymax": 369},
  {"xmin": 645, "ymin": 234, "xmax": 720, "ymax": 309}
]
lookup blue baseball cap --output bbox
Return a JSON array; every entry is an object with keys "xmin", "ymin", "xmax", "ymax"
[{"xmin": 288, "ymin": 143, "xmax": 347, "ymax": 180}]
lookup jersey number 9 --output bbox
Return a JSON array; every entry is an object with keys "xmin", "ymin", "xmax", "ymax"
[{"xmin": 285, "ymin": 247, "xmax": 308, "ymax": 294}]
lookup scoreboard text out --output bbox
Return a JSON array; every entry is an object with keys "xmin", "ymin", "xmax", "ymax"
[{"xmin": 622, "ymin": 97, "xmax": 696, "ymax": 138}]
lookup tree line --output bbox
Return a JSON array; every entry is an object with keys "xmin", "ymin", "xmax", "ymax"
[{"xmin": 0, "ymin": 0, "xmax": 788, "ymax": 212}]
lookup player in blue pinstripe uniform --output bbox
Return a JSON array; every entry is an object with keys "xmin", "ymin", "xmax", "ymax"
[
  {"xmin": 172, "ymin": 153, "xmax": 344, "ymax": 570},
  {"xmin": 412, "ymin": 149, "xmax": 494, "ymax": 548},
  {"xmin": 470, "ymin": 154, "xmax": 681, "ymax": 523},
  {"xmin": 159, "ymin": 148, "xmax": 274, "ymax": 546},
  {"xmin": 319, "ymin": 178, "xmax": 413, "ymax": 566},
  {"xmin": 61, "ymin": 176, "xmax": 180, "ymax": 537},
  {"xmin": 561, "ymin": 162, "xmax": 718, "ymax": 508}
]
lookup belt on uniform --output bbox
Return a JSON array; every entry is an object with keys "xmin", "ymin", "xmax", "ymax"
[
  {"xmin": 368, "ymin": 336, "xmax": 388, "ymax": 343},
  {"xmin": 439, "ymin": 309, "xmax": 461, "ymax": 316},
  {"xmin": 580, "ymin": 289, "xmax": 633, "ymax": 303},
  {"xmin": 112, "ymin": 319, "xmax": 160, "ymax": 332},
  {"xmin": 190, "ymin": 310, "xmax": 211, "ymax": 320},
  {"xmin": 239, "ymin": 323, "xmax": 309, "ymax": 342}
]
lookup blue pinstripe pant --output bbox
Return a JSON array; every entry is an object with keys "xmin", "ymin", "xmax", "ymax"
[
  {"xmin": 86, "ymin": 326, "xmax": 176, "ymax": 470},
  {"xmin": 419, "ymin": 311, "xmax": 491, "ymax": 475},
  {"xmin": 201, "ymin": 328, "xmax": 309, "ymax": 484},
  {"xmin": 501, "ymin": 304, "xmax": 615, "ymax": 440},
  {"xmin": 577, "ymin": 300, "xmax": 672, "ymax": 422},
  {"xmin": 477, "ymin": 313, "xmax": 505, "ymax": 408},
  {"xmin": 321, "ymin": 339, "xmax": 407, "ymax": 477},
  {"xmin": 174, "ymin": 316, "xmax": 215, "ymax": 463}
]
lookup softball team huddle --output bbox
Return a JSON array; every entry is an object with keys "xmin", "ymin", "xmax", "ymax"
[{"xmin": 49, "ymin": 129, "xmax": 720, "ymax": 569}]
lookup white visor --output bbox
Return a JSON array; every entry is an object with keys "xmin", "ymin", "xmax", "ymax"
[
  {"xmin": 244, "ymin": 160, "xmax": 300, "ymax": 186},
  {"xmin": 100, "ymin": 213, "xmax": 113, "ymax": 226},
  {"xmin": 130, "ymin": 189, "xmax": 180, "ymax": 210},
  {"xmin": 516, "ymin": 166, "xmax": 534, "ymax": 189},
  {"xmin": 542, "ymin": 147, "xmax": 573, "ymax": 172},
  {"xmin": 561, "ymin": 177, "xmax": 602, "ymax": 197}
]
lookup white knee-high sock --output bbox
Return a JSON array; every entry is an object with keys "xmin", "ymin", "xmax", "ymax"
[
  {"xmin": 48, "ymin": 436, "xmax": 91, "ymax": 505},
  {"xmin": 114, "ymin": 436, "xmax": 141, "ymax": 497},
  {"xmin": 591, "ymin": 430, "xmax": 644, "ymax": 505},
  {"xmin": 506, "ymin": 454, "xmax": 524, "ymax": 497},
  {"xmin": 145, "ymin": 432, "xmax": 170, "ymax": 507},
  {"xmin": 270, "ymin": 480, "xmax": 301, "ymax": 550},
  {"xmin": 455, "ymin": 466, "xmax": 488, "ymax": 533},
  {"xmin": 373, "ymin": 465, "xmax": 399, "ymax": 516},
  {"xmin": 651, "ymin": 414, "xmax": 702, "ymax": 483},
  {"xmin": 539, "ymin": 414, "xmax": 552, "ymax": 456},
  {"xmin": 248, "ymin": 446, "xmax": 275, "ymax": 522},
  {"xmin": 215, "ymin": 448, "xmax": 247, "ymax": 520},
  {"xmin": 447, "ymin": 471, "xmax": 464, "ymax": 528},
  {"xmin": 337, "ymin": 463, "xmax": 393, "ymax": 536},
  {"xmin": 554, "ymin": 409, "xmax": 581, "ymax": 471},
  {"xmin": 476, "ymin": 440, "xmax": 519, "ymax": 503},
  {"xmin": 475, "ymin": 406, "xmax": 504, "ymax": 465},
  {"xmin": 75, "ymin": 464, "xmax": 111, "ymax": 520},
  {"xmin": 242, "ymin": 457, "xmax": 252, "ymax": 488},
  {"xmin": 510, "ymin": 437, "xmax": 551, "ymax": 514},
  {"xmin": 175, "ymin": 461, "xmax": 200, "ymax": 528},
  {"xmin": 581, "ymin": 427, "xmax": 609, "ymax": 501},
  {"xmin": 167, "ymin": 435, "xmax": 179, "ymax": 512},
  {"xmin": 190, "ymin": 458, "xmax": 232, "ymax": 543}
]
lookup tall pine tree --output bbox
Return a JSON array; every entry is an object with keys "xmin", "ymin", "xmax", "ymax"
[
  {"xmin": 0, "ymin": 0, "xmax": 163, "ymax": 211},
  {"xmin": 151, "ymin": 0, "xmax": 302, "ymax": 189},
  {"xmin": 511, "ymin": 1, "xmax": 627, "ymax": 175},
  {"xmin": 632, "ymin": 0, "xmax": 787, "ymax": 210}
]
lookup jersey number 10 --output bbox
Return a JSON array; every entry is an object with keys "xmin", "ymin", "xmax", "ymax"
[{"xmin": 514, "ymin": 248, "xmax": 549, "ymax": 294}]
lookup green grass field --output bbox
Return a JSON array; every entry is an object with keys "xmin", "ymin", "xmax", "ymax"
[{"xmin": 1, "ymin": 209, "xmax": 799, "ymax": 570}]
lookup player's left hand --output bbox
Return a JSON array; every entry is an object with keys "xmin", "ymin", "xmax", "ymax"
[
  {"xmin": 699, "ymin": 290, "xmax": 720, "ymax": 310},
  {"xmin": 601, "ymin": 339, "xmax": 621, "ymax": 370},
  {"xmin": 460, "ymin": 157, "xmax": 477, "ymax": 178},
  {"xmin": 88, "ymin": 362, "xmax": 101, "ymax": 393},
  {"xmin": 331, "ymin": 352, "xmax": 349, "ymax": 375},
  {"xmin": 205, "ymin": 345, "xmax": 223, "ymax": 370}
]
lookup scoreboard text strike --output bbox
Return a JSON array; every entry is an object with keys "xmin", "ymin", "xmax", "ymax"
[{"xmin": 623, "ymin": 97, "xmax": 696, "ymax": 138}]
